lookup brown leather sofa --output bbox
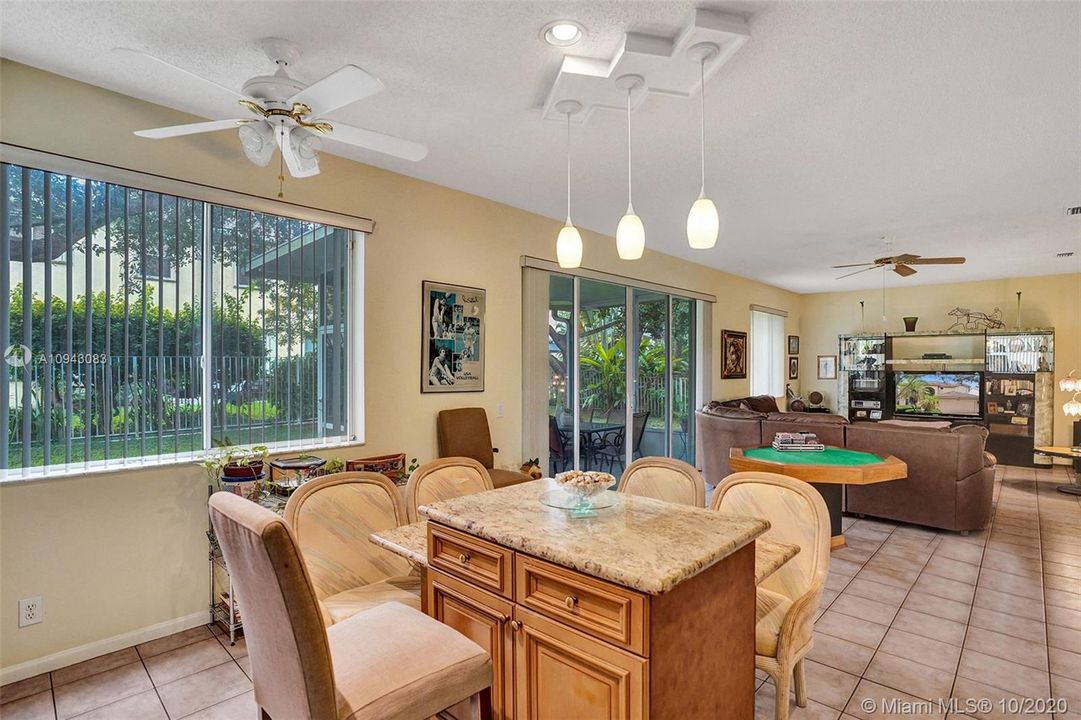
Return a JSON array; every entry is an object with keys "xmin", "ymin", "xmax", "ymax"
[
  {"xmin": 845, "ymin": 423, "xmax": 994, "ymax": 533},
  {"xmin": 695, "ymin": 401, "xmax": 850, "ymax": 481}
]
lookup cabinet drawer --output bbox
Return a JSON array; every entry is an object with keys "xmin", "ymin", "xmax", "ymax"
[
  {"xmin": 428, "ymin": 523, "xmax": 514, "ymax": 598},
  {"xmin": 515, "ymin": 554, "xmax": 648, "ymax": 655}
]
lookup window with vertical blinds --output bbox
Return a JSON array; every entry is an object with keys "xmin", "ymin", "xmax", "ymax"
[
  {"xmin": 751, "ymin": 308, "xmax": 785, "ymax": 398},
  {"xmin": 2, "ymin": 162, "xmax": 356, "ymax": 477}
]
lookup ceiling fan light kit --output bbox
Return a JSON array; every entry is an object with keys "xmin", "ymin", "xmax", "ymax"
[{"xmin": 122, "ymin": 37, "xmax": 428, "ymax": 195}]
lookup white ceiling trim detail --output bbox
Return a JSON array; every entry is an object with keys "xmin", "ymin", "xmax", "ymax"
[{"xmin": 541, "ymin": 9, "xmax": 749, "ymax": 125}]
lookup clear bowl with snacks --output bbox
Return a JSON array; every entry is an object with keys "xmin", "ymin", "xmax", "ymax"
[{"xmin": 550, "ymin": 470, "xmax": 617, "ymax": 515}]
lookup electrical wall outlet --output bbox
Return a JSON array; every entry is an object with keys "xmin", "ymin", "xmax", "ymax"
[{"xmin": 19, "ymin": 596, "xmax": 42, "ymax": 627}]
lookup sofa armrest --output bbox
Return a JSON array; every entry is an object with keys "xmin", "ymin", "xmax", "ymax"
[{"xmin": 983, "ymin": 451, "xmax": 997, "ymax": 468}]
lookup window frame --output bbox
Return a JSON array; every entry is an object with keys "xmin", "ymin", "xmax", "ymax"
[{"xmin": 0, "ymin": 145, "xmax": 368, "ymax": 482}]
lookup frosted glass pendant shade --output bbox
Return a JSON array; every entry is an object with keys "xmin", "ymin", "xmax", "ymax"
[
  {"xmin": 616, "ymin": 210, "xmax": 645, "ymax": 260},
  {"xmin": 686, "ymin": 196, "xmax": 719, "ymax": 249},
  {"xmin": 556, "ymin": 223, "xmax": 583, "ymax": 268},
  {"xmin": 1059, "ymin": 371, "xmax": 1078, "ymax": 392},
  {"xmin": 1065, "ymin": 393, "xmax": 1081, "ymax": 417}
]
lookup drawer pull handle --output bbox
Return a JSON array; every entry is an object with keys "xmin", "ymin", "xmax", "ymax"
[
  {"xmin": 457, "ymin": 553, "xmax": 471, "ymax": 565},
  {"xmin": 510, "ymin": 620, "xmax": 521, "ymax": 632},
  {"xmin": 565, "ymin": 595, "xmax": 578, "ymax": 609}
]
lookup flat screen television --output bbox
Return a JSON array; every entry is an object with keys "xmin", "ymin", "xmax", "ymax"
[{"xmin": 894, "ymin": 371, "xmax": 982, "ymax": 417}]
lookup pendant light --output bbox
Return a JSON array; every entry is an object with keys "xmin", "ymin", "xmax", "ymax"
[
  {"xmin": 555, "ymin": 100, "xmax": 583, "ymax": 269},
  {"xmin": 686, "ymin": 42, "xmax": 720, "ymax": 250},
  {"xmin": 615, "ymin": 75, "xmax": 645, "ymax": 260}
]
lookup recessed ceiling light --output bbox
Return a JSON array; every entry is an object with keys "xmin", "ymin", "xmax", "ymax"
[{"xmin": 543, "ymin": 21, "xmax": 584, "ymax": 47}]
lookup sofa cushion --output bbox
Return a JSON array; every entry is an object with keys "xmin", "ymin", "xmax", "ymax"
[
  {"xmin": 702, "ymin": 402, "xmax": 765, "ymax": 420},
  {"xmin": 765, "ymin": 412, "xmax": 848, "ymax": 426},
  {"xmin": 878, "ymin": 418, "xmax": 951, "ymax": 430},
  {"xmin": 951, "ymin": 424, "xmax": 989, "ymax": 442},
  {"xmin": 744, "ymin": 395, "xmax": 781, "ymax": 414}
]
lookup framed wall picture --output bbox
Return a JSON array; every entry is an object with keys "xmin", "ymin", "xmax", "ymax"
[
  {"xmin": 721, "ymin": 329, "xmax": 747, "ymax": 379},
  {"xmin": 789, "ymin": 356, "xmax": 799, "ymax": 380},
  {"xmin": 421, "ymin": 281, "xmax": 485, "ymax": 392},
  {"xmin": 788, "ymin": 335, "xmax": 800, "ymax": 355},
  {"xmin": 817, "ymin": 354, "xmax": 837, "ymax": 380}
]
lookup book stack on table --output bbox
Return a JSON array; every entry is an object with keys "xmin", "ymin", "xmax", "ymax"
[{"xmin": 772, "ymin": 432, "xmax": 825, "ymax": 452}]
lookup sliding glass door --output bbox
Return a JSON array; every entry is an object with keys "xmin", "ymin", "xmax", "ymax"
[{"xmin": 546, "ymin": 273, "xmax": 697, "ymax": 477}]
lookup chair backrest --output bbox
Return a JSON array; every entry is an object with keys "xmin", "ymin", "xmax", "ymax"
[
  {"xmin": 406, "ymin": 457, "xmax": 494, "ymax": 522},
  {"xmin": 208, "ymin": 492, "xmax": 336, "ymax": 720},
  {"xmin": 284, "ymin": 472, "xmax": 411, "ymax": 600},
  {"xmin": 631, "ymin": 411, "xmax": 650, "ymax": 451},
  {"xmin": 711, "ymin": 471, "xmax": 830, "ymax": 602},
  {"xmin": 549, "ymin": 416, "xmax": 566, "ymax": 454},
  {"xmin": 619, "ymin": 457, "xmax": 705, "ymax": 507},
  {"xmin": 437, "ymin": 408, "xmax": 495, "ymax": 469}
]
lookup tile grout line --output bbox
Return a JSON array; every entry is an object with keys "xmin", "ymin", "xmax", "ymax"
[{"xmin": 137, "ymin": 642, "xmax": 170, "ymax": 720}]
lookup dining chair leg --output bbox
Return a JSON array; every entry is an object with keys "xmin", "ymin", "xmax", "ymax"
[
  {"xmin": 794, "ymin": 659, "xmax": 807, "ymax": 708},
  {"xmin": 258, "ymin": 708, "xmax": 271, "ymax": 720},
  {"xmin": 467, "ymin": 687, "xmax": 493, "ymax": 720},
  {"xmin": 774, "ymin": 669, "xmax": 791, "ymax": 720}
]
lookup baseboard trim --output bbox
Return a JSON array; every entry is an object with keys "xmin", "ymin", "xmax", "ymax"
[{"xmin": 1, "ymin": 610, "xmax": 210, "ymax": 686}]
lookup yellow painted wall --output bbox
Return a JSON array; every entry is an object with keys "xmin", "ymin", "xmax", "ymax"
[
  {"xmin": 0, "ymin": 60, "xmax": 800, "ymax": 670},
  {"xmin": 799, "ymin": 273, "xmax": 1081, "ymax": 447}
]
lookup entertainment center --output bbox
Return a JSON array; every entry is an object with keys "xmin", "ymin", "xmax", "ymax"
[{"xmin": 837, "ymin": 328, "xmax": 1055, "ymax": 466}]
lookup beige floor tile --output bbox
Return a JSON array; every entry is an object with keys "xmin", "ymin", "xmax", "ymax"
[
  {"xmin": 1049, "ymin": 646, "xmax": 1081, "ymax": 681},
  {"xmin": 0, "ymin": 690, "xmax": 54, "ymax": 720},
  {"xmin": 856, "ymin": 565, "xmax": 919, "ymax": 591},
  {"xmin": 214, "ymin": 635, "xmax": 248, "ymax": 660},
  {"xmin": 845, "ymin": 679, "xmax": 944, "ymax": 720},
  {"xmin": 977, "ymin": 566, "xmax": 1043, "ymax": 600},
  {"xmin": 963, "ymin": 626, "xmax": 1047, "ymax": 671},
  {"xmin": 1051, "ymin": 674, "xmax": 1081, "ymax": 713},
  {"xmin": 1045, "ymin": 551, "xmax": 1081, "ymax": 568},
  {"xmin": 51, "ymin": 647, "xmax": 141, "ymax": 688},
  {"xmin": 951, "ymin": 676, "xmax": 1053, "ymax": 720},
  {"xmin": 1047, "ymin": 604, "xmax": 1081, "ymax": 631},
  {"xmin": 914, "ymin": 574, "xmax": 977, "ymax": 604},
  {"xmin": 68, "ymin": 689, "xmax": 167, "ymax": 720},
  {"xmin": 956, "ymin": 649, "xmax": 1051, "ymax": 698},
  {"xmin": 891, "ymin": 609, "xmax": 967, "ymax": 647},
  {"xmin": 808, "ymin": 633, "xmax": 876, "ymax": 676},
  {"xmin": 235, "ymin": 655, "xmax": 251, "ymax": 681},
  {"xmin": 0, "ymin": 674, "xmax": 50, "ymax": 705},
  {"xmin": 755, "ymin": 681, "xmax": 842, "ymax": 720},
  {"xmin": 843, "ymin": 578, "xmax": 909, "ymax": 606},
  {"xmin": 791, "ymin": 660, "xmax": 861, "ymax": 711},
  {"xmin": 1045, "ymin": 588, "xmax": 1081, "ymax": 611},
  {"xmin": 902, "ymin": 591, "xmax": 972, "ymax": 624},
  {"xmin": 816, "ymin": 610, "xmax": 890, "ymax": 649},
  {"xmin": 833, "ymin": 547, "xmax": 874, "ymax": 565},
  {"xmin": 136, "ymin": 625, "xmax": 214, "ymax": 660},
  {"xmin": 53, "ymin": 660, "xmax": 153, "ymax": 720},
  {"xmin": 864, "ymin": 651, "xmax": 955, "ymax": 702},
  {"xmin": 981, "ymin": 549, "xmax": 1043, "ymax": 577},
  {"xmin": 827, "ymin": 572, "xmax": 854, "ymax": 592},
  {"xmin": 144, "ymin": 637, "xmax": 233, "ymax": 686},
  {"xmin": 832, "ymin": 557, "xmax": 865, "ymax": 578},
  {"xmin": 934, "ymin": 540, "xmax": 984, "ymax": 565},
  {"xmin": 973, "ymin": 586, "xmax": 1045, "ymax": 621},
  {"xmin": 968, "ymin": 606, "xmax": 1047, "ymax": 644},
  {"xmin": 878, "ymin": 628, "xmax": 961, "ymax": 673},
  {"xmin": 156, "ymin": 662, "xmax": 251, "ymax": 720},
  {"xmin": 1045, "ymin": 562, "xmax": 1081, "ymax": 581},
  {"xmin": 1048, "ymin": 624, "xmax": 1081, "ymax": 654},
  {"xmin": 923, "ymin": 556, "xmax": 980, "ymax": 585},
  {"xmin": 831, "ymin": 593, "xmax": 900, "ymax": 626},
  {"xmin": 174, "ymin": 690, "xmax": 257, "ymax": 720}
]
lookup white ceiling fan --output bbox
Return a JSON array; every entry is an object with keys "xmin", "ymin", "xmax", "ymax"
[{"xmin": 117, "ymin": 38, "xmax": 428, "ymax": 181}]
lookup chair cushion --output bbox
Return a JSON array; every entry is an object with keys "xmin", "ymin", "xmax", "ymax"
[
  {"xmin": 489, "ymin": 468, "xmax": 532, "ymax": 488},
  {"xmin": 322, "ymin": 575, "xmax": 422, "ymax": 625},
  {"xmin": 755, "ymin": 587, "xmax": 792, "ymax": 658},
  {"xmin": 329, "ymin": 602, "xmax": 491, "ymax": 720}
]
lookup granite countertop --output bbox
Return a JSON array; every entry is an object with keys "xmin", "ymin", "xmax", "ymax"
[
  {"xmin": 369, "ymin": 518, "xmax": 799, "ymax": 589},
  {"xmin": 415, "ymin": 479, "xmax": 771, "ymax": 594}
]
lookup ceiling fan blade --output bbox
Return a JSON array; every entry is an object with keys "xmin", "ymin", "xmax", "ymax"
[
  {"xmin": 325, "ymin": 122, "xmax": 428, "ymax": 161},
  {"xmin": 892, "ymin": 264, "xmax": 918, "ymax": 277},
  {"xmin": 135, "ymin": 119, "xmax": 250, "ymax": 139},
  {"xmin": 274, "ymin": 123, "xmax": 319, "ymax": 178},
  {"xmin": 831, "ymin": 262, "xmax": 877, "ymax": 269},
  {"xmin": 903, "ymin": 257, "xmax": 966, "ymax": 265},
  {"xmin": 836, "ymin": 266, "xmax": 880, "ymax": 280},
  {"xmin": 287, "ymin": 65, "xmax": 384, "ymax": 116},
  {"xmin": 114, "ymin": 48, "xmax": 250, "ymax": 104}
]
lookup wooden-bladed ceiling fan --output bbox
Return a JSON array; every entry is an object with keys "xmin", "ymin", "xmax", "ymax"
[{"xmin": 832, "ymin": 253, "xmax": 966, "ymax": 280}]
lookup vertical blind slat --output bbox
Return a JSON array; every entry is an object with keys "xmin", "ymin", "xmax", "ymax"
[
  {"xmin": 21, "ymin": 168, "xmax": 32, "ymax": 468},
  {"xmin": 1, "ymin": 167, "xmax": 12, "ymax": 470},
  {"xmin": 83, "ymin": 179, "xmax": 93, "ymax": 462},
  {"xmin": 42, "ymin": 174, "xmax": 52, "ymax": 466},
  {"xmin": 103, "ymin": 186, "xmax": 112, "ymax": 462}
]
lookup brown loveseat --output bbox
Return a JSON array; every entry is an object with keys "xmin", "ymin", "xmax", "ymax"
[
  {"xmin": 845, "ymin": 423, "xmax": 994, "ymax": 533},
  {"xmin": 695, "ymin": 401, "xmax": 995, "ymax": 532}
]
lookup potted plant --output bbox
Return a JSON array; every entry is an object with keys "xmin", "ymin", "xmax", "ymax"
[{"xmin": 201, "ymin": 445, "xmax": 269, "ymax": 499}]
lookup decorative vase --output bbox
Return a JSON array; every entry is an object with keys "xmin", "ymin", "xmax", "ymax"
[{"xmin": 903, "ymin": 316, "xmax": 918, "ymax": 332}]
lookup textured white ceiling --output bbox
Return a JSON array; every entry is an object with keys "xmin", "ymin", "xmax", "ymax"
[{"xmin": 2, "ymin": 1, "xmax": 1078, "ymax": 293}]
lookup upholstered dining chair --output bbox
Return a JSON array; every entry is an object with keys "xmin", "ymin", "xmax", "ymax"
[
  {"xmin": 711, "ymin": 471, "xmax": 830, "ymax": 720},
  {"xmin": 618, "ymin": 456, "xmax": 706, "ymax": 507},
  {"xmin": 208, "ymin": 492, "xmax": 493, "ymax": 720},
  {"xmin": 284, "ymin": 472, "xmax": 420, "ymax": 625},
  {"xmin": 436, "ymin": 407, "xmax": 531, "ymax": 487},
  {"xmin": 405, "ymin": 457, "xmax": 495, "ymax": 522}
]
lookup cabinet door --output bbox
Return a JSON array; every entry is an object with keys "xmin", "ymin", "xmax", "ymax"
[
  {"xmin": 514, "ymin": 606, "xmax": 646, "ymax": 720},
  {"xmin": 427, "ymin": 568, "xmax": 514, "ymax": 720}
]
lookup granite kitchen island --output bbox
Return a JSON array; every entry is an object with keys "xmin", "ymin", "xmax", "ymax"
[{"xmin": 411, "ymin": 479, "xmax": 771, "ymax": 720}]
